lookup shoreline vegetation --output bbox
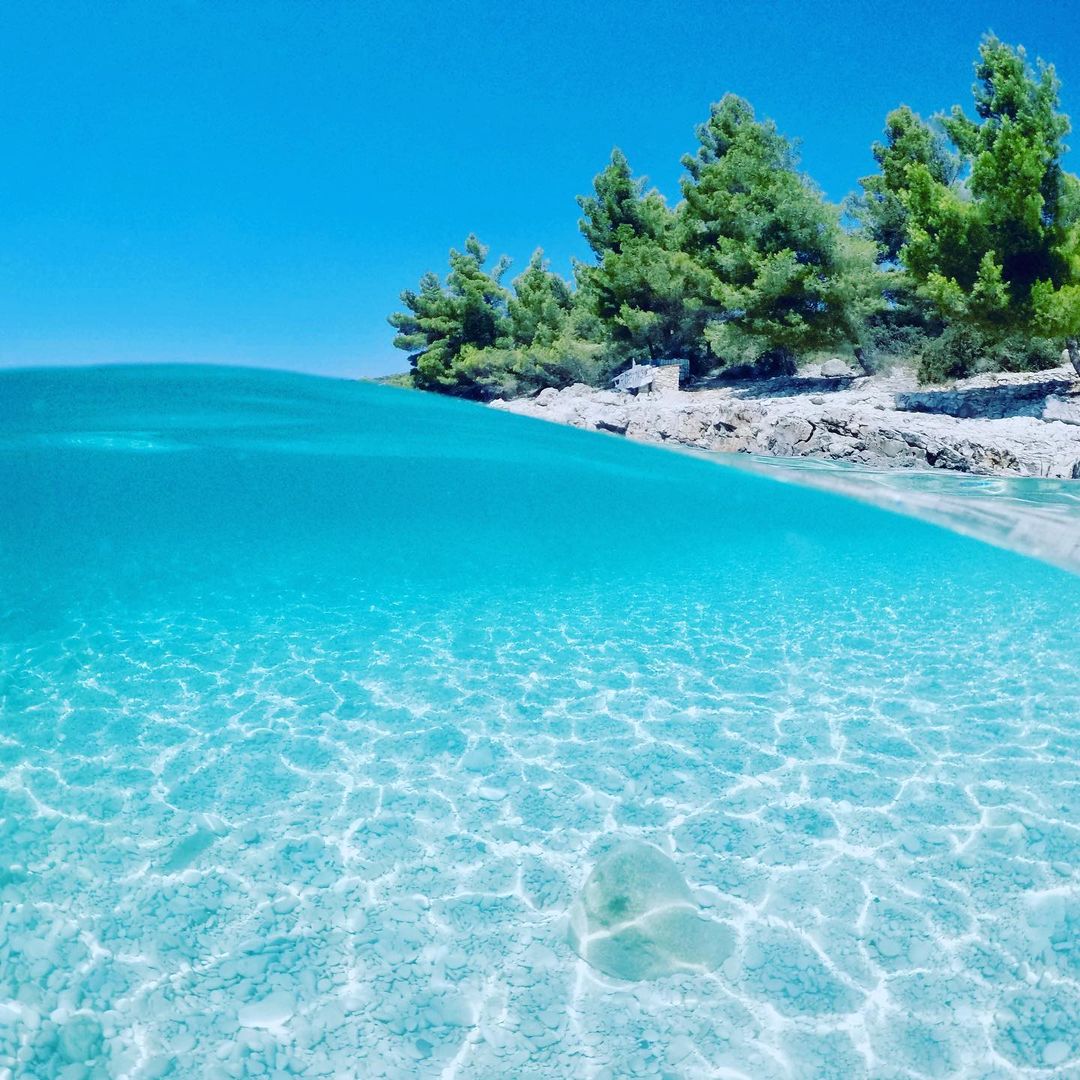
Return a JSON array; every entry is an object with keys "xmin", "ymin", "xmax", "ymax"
[{"xmin": 385, "ymin": 34, "xmax": 1080, "ymax": 448}]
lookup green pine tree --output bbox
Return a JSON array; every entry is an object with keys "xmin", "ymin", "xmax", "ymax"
[
  {"xmin": 883, "ymin": 35, "xmax": 1080, "ymax": 372},
  {"xmin": 388, "ymin": 235, "xmax": 512, "ymax": 394},
  {"xmin": 853, "ymin": 106, "xmax": 958, "ymax": 265},
  {"xmin": 576, "ymin": 149, "xmax": 670, "ymax": 257},
  {"xmin": 576, "ymin": 151, "xmax": 710, "ymax": 367},
  {"xmin": 507, "ymin": 249, "xmax": 574, "ymax": 347},
  {"xmin": 679, "ymin": 95, "xmax": 882, "ymax": 369}
]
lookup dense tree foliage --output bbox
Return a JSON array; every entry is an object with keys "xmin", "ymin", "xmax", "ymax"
[
  {"xmin": 507, "ymin": 250, "xmax": 574, "ymax": 347},
  {"xmin": 854, "ymin": 106, "xmax": 958, "ymax": 265},
  {"xmin": 853, "ymin": 35, "xmax": 1080, "ymax": 376},
  {"xmin": 576, "ymin": 149, "xmax": 670, "ymax": 258},
  {"xmin": 575, "ymin": 151, "xmax": 710, "ymax": 367},
  {"xmin": 389, "ymin": 235, "xmax": 511, "ymax": 393},
  {"xmin": 680, "ymin": 95, "xmax": 882, "ymax": 370},
  {"xmin": 391, "ymin": 35, "xmax": 1080, "ymax": 392},
  {"xmin": 390, "ymin": 238, "xmax": 607, "ymax": 398},
  {"xmin": 915, "ymin": 39, "xmax": 1077, "ymax": 325}
]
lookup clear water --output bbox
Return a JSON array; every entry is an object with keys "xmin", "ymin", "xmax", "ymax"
[
  {"xmin": 738, "ymin": 455, "xmax": 1080, "ymax": 576},
  {"xmin": 1, "ymin": 365, "xmax": 1078, "ymax": 1079}
]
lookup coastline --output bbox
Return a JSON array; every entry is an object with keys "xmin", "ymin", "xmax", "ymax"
[{"xmin": 491, "ymin": 364, "xmax": 1080, "ymax": 479}]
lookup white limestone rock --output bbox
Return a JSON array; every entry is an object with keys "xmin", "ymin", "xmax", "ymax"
[
  {"xmin": 58, "ymin": 1013, "xmax": 104, "ymax": 1063},
  {"xmin": 492, "ymin": 367, "xmax": 1080, "ymax": 479},
  {"xmin": 820, "ymin": 358, "xmax": 852, "ymax": 378},
  {"xmin": 1044, "ymin": 396, "xmax": 1080, "ymax": 426}
]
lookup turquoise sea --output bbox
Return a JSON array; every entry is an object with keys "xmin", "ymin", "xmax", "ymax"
[{"xmin": 1, "ymin": 365, "xmax": 1078, "ymax": 1079}]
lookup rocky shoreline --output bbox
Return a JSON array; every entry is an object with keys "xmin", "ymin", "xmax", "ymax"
[{"xmin": 491, "ymin": 364, "xmax": 1080, "ymax": 478}]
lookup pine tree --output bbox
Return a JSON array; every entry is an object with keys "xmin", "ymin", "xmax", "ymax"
[
  {"xmin": 388, "ymin": 235, "xmax": 512, "ymax": 393},
  {"xmin": 941, "ymin": 36, "xmax": 1072, "ymax": 299},
  {"xmin": 576, "ymin": 151, "xmax": 710, "ymax": 366},
  {"xmin": 854, "ymin": 106, "xmax": 958, "ymax": 264},
  {"xmin": 680, "ymin": 95, "xmax": 881, "ymax": 368},
  {"xmin": 892, "ymin": 36, "xmax": 1080, "ymax": 371},
  {"xmin": 507, "ymin": 250, "xmax": 574, "ymax": 347},
  {"xmin": 576, "ymin": 149, "xmax": 670, "ymax": 257}
]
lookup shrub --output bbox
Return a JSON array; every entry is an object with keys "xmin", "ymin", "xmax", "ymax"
[
  {"xmin": 447, "ymin": 340, "xmax": 613, "ymax": 400},
  {"xmin": 917, "ymin": 325, "xmax": 1062, "ymax": 383},
  {"xmin": 709, "ymin": 347, "xmax": 798, "ymax": 381},
  {"xmin": 991, "ymin": 335, "xmax": 1063, "ymax": 373},
  {"xmin": 863, "ymin": 323, "xmax": 934, "ymax": 373}
]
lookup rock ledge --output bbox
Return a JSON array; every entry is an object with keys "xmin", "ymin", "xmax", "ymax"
[{"xmin": 491, "ymin": 366, "xmax": 1080, "ymax": 478}]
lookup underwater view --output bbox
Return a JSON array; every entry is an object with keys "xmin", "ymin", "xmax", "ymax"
[{"xmin": 1, "ymin": 365, "xmax": 1078, "ymax": 1078}]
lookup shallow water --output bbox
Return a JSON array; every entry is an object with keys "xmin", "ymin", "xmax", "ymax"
[
  {"xmin": 738, "ymin": 455, "xmax": 1080, "ymax": 575},
  {"xmin": 1, "ymin": 365, "xmax": 1078, "ymax": 1079}
]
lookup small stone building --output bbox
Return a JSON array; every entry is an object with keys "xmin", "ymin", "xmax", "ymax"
[{"xmin": 612, "ymin": 359, "xmax": 686, "ymax": 396}]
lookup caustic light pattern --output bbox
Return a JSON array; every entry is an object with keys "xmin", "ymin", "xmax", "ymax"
[{"xmin": 0, "ymin": 367, "xmax": 1077, "ymax": 1078}]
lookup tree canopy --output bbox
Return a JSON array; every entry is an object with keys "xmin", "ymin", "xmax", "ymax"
[
  {"xmin": 680, "ymin": 94, "xmax": 882, "ymax": 369},
  {"xmin": 389, "ymin": 235, "xmax": 512, "ymax": 393},
  {"xmin": 857, "ymin": 36, "xmax": 1080, "ymax": 351},
  {"xmin": 855, "ymin": 105, "xmax": 958, "ymax": 264},
  {"xmin": 575, "ymin": 150, "xmax": 711, "ymax": 366},
  {"xmin": 391, "ymin": 35, "xmax": 1080, "ymax": 393}
]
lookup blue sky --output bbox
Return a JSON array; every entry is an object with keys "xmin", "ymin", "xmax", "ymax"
[{"xmin": 2, "ymin": 1, "xmax": 1079, "ymax": 377}]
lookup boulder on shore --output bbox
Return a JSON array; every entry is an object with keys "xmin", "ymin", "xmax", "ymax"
[{"xmin": 820, "ymin": 358, "xmax": 852, "ymax": 378}]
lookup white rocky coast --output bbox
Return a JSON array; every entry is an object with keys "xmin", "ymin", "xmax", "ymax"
[{"xmin": 491, "ymin": 363, "xmax": 1080, "ymax": 479}]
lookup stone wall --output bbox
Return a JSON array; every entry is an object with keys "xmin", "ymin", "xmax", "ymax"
[{"xmin": 651, "ymin": 365, "xmax": 681, "ymax": 395}]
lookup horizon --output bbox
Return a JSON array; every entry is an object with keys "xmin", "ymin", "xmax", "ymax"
[{"xmin": 2, "ymin": 0, "xmax": 1079, "ymax": 379}]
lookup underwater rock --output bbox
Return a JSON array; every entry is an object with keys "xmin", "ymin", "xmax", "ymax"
[
  {"xmin": 58, "ymin": 1013, "xmax": 104, "ymax": 1063},
  {"xmin": 238, "ymin": 990, "xmax": 296, "ymax": 1029},
  {"xmin": 568, "ymin": 839, "xmax": 734, "ymax": 981}
]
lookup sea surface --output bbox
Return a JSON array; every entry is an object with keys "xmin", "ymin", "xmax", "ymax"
[
  {"xmin": 1, "ymin": 365, "xmax": 1078, "ymax": 1079},
  {"xmin": 738, "ymin": 455, "xmax": 1080, "ymax": 576}
]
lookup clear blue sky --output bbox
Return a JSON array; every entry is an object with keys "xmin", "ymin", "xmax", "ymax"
[{"xmin": 2, "ymin": 1, "xmax": 1079, "ymax": 377}]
